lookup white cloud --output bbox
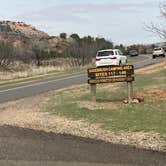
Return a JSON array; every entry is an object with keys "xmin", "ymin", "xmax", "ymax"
[{"xmin": 1, "ymin": 0, "xmax": 162, "ymax": 44}]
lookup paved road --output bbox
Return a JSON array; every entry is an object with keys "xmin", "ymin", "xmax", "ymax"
[
  {"xmin": 0, "ymin": 55, "xmax": 164, "ymax": 103},
  {"xmin": 0, "ymin": 125, "xmax": 165, "ymax": 166}
]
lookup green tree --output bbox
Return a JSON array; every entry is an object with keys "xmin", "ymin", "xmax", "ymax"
[{"xmin": 70, "ymin": 33, "xmax": 80, "ymax": 41}]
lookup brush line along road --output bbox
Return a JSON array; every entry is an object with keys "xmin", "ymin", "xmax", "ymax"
[{"xmin": 0, "ymin": 55, "xmax": 165, "ymax": 103}]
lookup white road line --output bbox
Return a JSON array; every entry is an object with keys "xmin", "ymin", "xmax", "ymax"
[
  {"xmin": 0, "ymin": 74, "xmax": 86, "ymax": 93},
  {"xmin": 0, "ymin": 72, "xmax": 85, "ymax": 89}
]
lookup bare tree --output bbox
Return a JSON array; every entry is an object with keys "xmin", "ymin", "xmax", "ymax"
[
  {"xmin": 146, "ymin": 3, "xmax": 166, "ymax": 40},
  {"xmin": 0, "ymin": 41, "xmax": 13, "ymax": 69},
  {"xmin": 32, "ymin": 39, "xmax": 47, "ymax": 66},
  {"xmin": 62, "ymin": 35, "xmax": 113, "ymax": 67}
]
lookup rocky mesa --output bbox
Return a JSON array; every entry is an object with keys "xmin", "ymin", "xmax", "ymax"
[{"xmin": 0, "ymin": 20, "xmax": 72, "ymax": 52}]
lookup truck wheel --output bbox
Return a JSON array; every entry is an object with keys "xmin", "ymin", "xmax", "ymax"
[{"xmin": 152, "ymin": 55, "xmax": 156, "ymax": 59}]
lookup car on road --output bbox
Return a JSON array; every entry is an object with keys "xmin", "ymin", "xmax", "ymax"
[
  {"xmin": 129, "ymin": 50, "xmax": 139, "ymax": 57},
  {"xmin": 96, "ymin": 49, "xmax": 127, "ymax": 67},
  {"xmin": 152, "ymin": 47, "xmax": 165, "ymax": 59}
]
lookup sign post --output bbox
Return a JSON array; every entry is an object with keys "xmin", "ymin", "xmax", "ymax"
[
  {"xmin": 87, "ymin": 65, "xmax": 135, "ymax": 103},
  {"xmin": 90, "ymin": 83, "xmax": 96, "ymax": 102},
  {"xmin": 127, "ymin": 81, "xmax": 133, "ymax": 104}
]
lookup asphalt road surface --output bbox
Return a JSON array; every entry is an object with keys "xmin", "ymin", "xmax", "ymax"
[
  {"xmin": 0, "ymin": 125, "xmax": 165, "ymax": 166},
  {"xmin": 0, "ymin": 55, "xmax": 165, "ymax": 103}
]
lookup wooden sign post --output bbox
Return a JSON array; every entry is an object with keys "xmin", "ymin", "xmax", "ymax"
[
  {"xmin": 90, "ymin": 84, "xmax": 96, "ymax": 102},
  {"xmin": 127, "ymin": 81, "xmax": 133, "ymax": 104},
  {"xmin": 87, "ymin": 65, "xmax": 135, "ymax": 103}
]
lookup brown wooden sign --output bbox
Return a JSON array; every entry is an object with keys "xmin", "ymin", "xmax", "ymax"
[
  {"xmin": 88, "ymin": 76, "xmax": 134, "ymax": 84},
  {"xmin": 88, "ymin": 65, "xmax": 134, "ymax": 103},
  {"xmin": 87, "ymin": 65, "xmax": 135, "ymax": 103},
  {"xmin": 88, "ymin": 65, "xmax": 134, "ymax": 78}
]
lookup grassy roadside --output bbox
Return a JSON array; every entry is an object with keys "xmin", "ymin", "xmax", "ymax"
[
  {"xmin": 0, "ymin": 68, "xmax": 85, "ymax": 87},
  {"xmin": 44, "ymin": 65, "xmax": 166, "ymax": 148}
]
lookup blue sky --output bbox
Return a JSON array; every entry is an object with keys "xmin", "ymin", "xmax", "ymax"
[{"xmin": 0, "ymin": 0, "xmax": 165, "ymax": 45}]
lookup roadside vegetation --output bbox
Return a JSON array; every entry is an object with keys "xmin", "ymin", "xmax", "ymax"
[
  {"xmin": 0, "ymin": 21, "xmax": 157, "ymax": 82},
  {"xmin": 0, "ymin": 3, "xmax": 166, "ymax": 82},
  {"xmin": 0, "ymin": 33, "xmax": 156, "ymax": 83},
  {"xmin": 0, "ymin": 67, "xmax": 85, "ymax": 87},
  {"xmin": 44, "ymin": 62, "xmax": 166, "ymax": 149}
]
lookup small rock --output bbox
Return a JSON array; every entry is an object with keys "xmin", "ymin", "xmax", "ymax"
[
  {"xmin": 123, "ymin": 97, "xmax": 144, "ymax": 104},
  {"xmin": 137, "ymin": 97, "xmax": 144, "ymax": 102},
  {"xmin": 132, "ymin": 98, "xmax": 139, "ymax": 104},
  {"xmin": 123, "ymin": 99, "xmax": 128, "ymax": 104}
]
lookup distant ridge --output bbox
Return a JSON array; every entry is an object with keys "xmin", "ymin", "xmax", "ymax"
[
  {"xmin": 0, "ymin": 20, "xmax": 72, "ymax": 52},
  {"xmin": 0, "ymin": 21, "xmax": 49, "ymax": 39}
]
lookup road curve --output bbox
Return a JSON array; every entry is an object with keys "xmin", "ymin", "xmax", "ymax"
[{"xmin": 0, "ymin": 55, "xmax": 165, "ymax": 103}]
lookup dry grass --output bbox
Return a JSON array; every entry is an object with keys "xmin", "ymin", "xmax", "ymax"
[
  {"xmin": 77, "ymin": 101, "xmax": 119, "ymax": 110},
  {"xmin": 0, "ymin": 65, "xmax": 71, "ymax": 80},
  {"xmin": 0, "ymin": 59, "xmax": 93, "ymax": 81},
  {"xmin": 138, "ymin": 88, "xmax": 166, "ymax": 100},
  {"xmin": 136, "ymin": 60, "xmax": 166, "ymax": 74},
  {"xmin": 0, "ymin": 59, "xmax": 69, "ymax": 80}
]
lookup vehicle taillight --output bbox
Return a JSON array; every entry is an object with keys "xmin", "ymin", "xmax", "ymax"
[
  {"xmin": 96, "ymin": 58, "xmax": 101, "ymax": 61},
  {"xmin": 110, "ymin": 56, "xmax": 117, "ymax": 59}
]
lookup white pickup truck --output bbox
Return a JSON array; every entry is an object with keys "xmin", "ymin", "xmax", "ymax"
[{"xmin": 152, "ymin": 47, "xmax": 165, "ymax": 59}]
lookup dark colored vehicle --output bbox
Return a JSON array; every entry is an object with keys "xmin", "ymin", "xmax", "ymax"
[{"xmin": 129, "ymin": 50, "xmax": 139, "ymax": 57}]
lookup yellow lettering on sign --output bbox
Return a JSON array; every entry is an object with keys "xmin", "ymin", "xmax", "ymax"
[
  {"xmin": 88, "ymin": 76, "xmax": 134, "ymax": 84},
  {"xmin": 88, "ymin": 65, "xmax": 134, "ymax": 74},
  {"xmin": 95, "ymin": 72, "xmax": 108, "ymax": 77},
  {"xmin": 119, "ymin": 71, "xmax": 126, "ymax": 75}
]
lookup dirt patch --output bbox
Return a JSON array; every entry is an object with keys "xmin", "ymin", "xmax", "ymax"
[
  {"xmin": 137, "ymin": 88, "xmax": 166, "ymax": 101},
  {"xmin": 136, "ymin": 60, "xmax": 166, "ymax": 74},
  {"xmin": 77, "ymin": 101, "xmax": 119, "ymax": 110}
]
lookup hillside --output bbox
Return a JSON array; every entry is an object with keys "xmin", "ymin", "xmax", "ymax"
[
  {"xmin": 0, "ymin": 21, "xmax": 49, "ymax": 39},
  {"xmin": 0, "ymin": 20, "xmax": 71, "ymax": 52},
  {"xmin": 0, "ymin": 20, "xmax": 113, "ymax": 70}
]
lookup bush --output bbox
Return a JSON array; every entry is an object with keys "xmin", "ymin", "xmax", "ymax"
[
  {"xmin": 60, "ymin": 33, "xmax": 67, "ymax": 39},
  {"xmin": 0, "ymin": 41, "xmax": 13, "ymax": 68}
]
